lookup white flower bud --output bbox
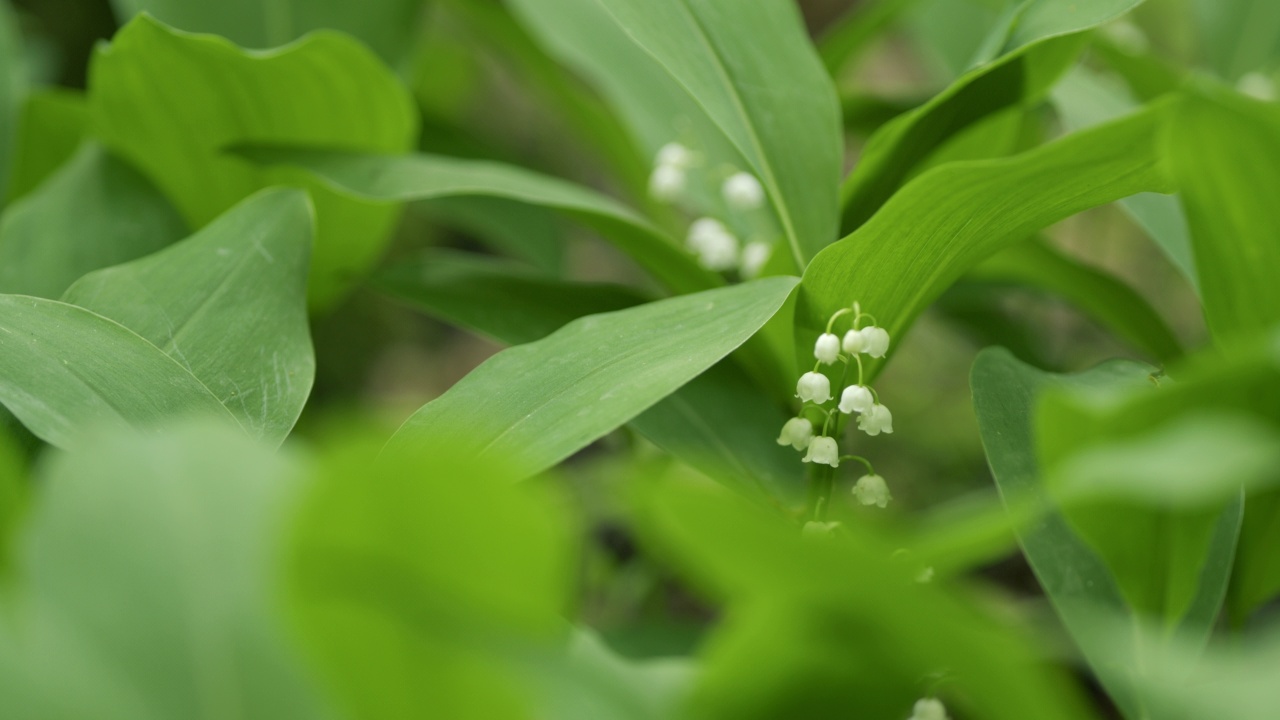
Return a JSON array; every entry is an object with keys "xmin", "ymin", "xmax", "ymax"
[
  {"xmin": 722, "ymin": 172, "xmax": 764, "ymax": 210},
  {"xmin": 838, "ymin": 385, "xmax": 873, "ymax": 415},
  {"xmin": 649, "ymin": 164, "xmax": 686, "ymax": 200},
  {"xmin": 856, "ymin": 403, "xmax": 893, "ymax": 436},
  {"xmin": 1238, "ymin": 72, "xmax": 1276, "ymax": 102},
  {"xmin": 861, "ymin": 326, "xmax": 890, "ymax": 358},
  {"xmin": 909, "ymin": 698, "xmax": 949, "ymax": 720},
  {"xmin": 655, "ymin": 142, "xmax": 693, "ymax": 168},
  {"xmin": 776, "ymin": 417, "xmax": 814, "ymax": 451},
  {"xmin": 814, "ymin": 333, "xmax": 840, "ymax": 365},
  {"xmin": 686, "ymin": 218, "xmax": 739, "ymax": 271},
  {"xmin": 853, "ymin": 473, "xmax": 891, "ymax": 508},
  {"xmin": 802, "ymin": 436, "xmax": 840, "ymax": 467},
  {"xmin": 801, "ymin": 520, "xmax": 840, "ymax": 539},
  {"xmin": 740, "ymin": 241, "xmax": 771, "ymax": 278},
  {"xmin": 842, "ymin": 328, "xmax": 867, "ymax": 354},
  {"xmin": 795, "ymin": 372, "xmax": 832, "ymax": 404}
]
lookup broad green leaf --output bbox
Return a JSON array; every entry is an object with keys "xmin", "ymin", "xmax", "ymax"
[
  {"xmin": 1192, "ymin": 0, "xmax": 1280, "ymax": 80},
  {"xmin": 0, "ymin": 422, "xmax": 25, "ymax": 580},
  {"xmin": 530, "ymin": 628, "xmax": 694, "ymax": 720},
  {"xmin": 64, "ymin": 188, "xmax": 315, "ymax": 444},
  {"xmin": 968, "ymin": 240, "xmax": 1183, "ymax": 363},
  {"xmin": 288, "ymin": 432, "xmax": 573, "ymax": 720},
  {"xmin": 387, "ymin": 277, "xmax": 799, "ymax": 478},
  {"xmin": 1168, "ymin": 85, "xmax": 1280, "ymax": 342},
  {"xmin": 800, "ymin": 105, "xmax": 1174, "ymax": 382},
  {"xmin": 0, "ymin": 0, "xmax": 25, "ymax": 205},
  {"xmin": 0, "ymin": 142, "xmax": 187, "ymax": 299},
  {"xmin": 6, "ymin": 87, "xmax": 87, "ymax": 202},
  {"xmin": 840, "ymin": 0, "xmax": 1144, "ymax": 233},
  {"xmin": 819, "ymin": 0, "xmax": 919, "ymax": 75},
  {"xmin": 418, "ymin": 196, "xmax": 565, "ymax": 274},
  {"xmin": 1051, "ymin": 64, "xmax": 1198, "ymax": 288},
  {"xmin": 376, "ymin": 251, "xmax": 648, "ymax": 346},
  {"xmin": 0, "ymin": 421, "xmax": 330, "ymax": 719},
  {"xmin": 509, "ymin": 0, "xmax": 842, "ymax": 265},
  {"xmin": 242, "ymin": 148, "xmax": 721, "ymax": 294},
  {"xmin": 89, "ymin": 15, "xmax": 418, "ymax": 309},
  {"xmin": 377, "ymin": 251, "xmax": 802, "ymax": 504},
  {"xmin": 970, "ymin": 348, "xmax": 1148, "ymax": 718},
  {"xmin": 633, "ymin": 474, "xmax": 1095, "ymax": 720},
  {"xmin": 111, "ymin": 0, "xmax": 424, "ymax": 64},
  {"xmin": 0, "ymin": 296, "xmax": 239, "ymax": 449}
]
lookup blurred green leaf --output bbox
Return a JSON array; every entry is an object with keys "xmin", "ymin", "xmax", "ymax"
[
  {"xmin": 0, "ymin": 143, "xmax": 187, "ymax": 299},
  {"xmin": 418, "ymin": 196, "xmax": 565, "ymax": 274},
  {"xmin": 969, "ymin": 239, "xmax": 1183, "ymax": 363},
  {"xmin": 6, "ymin": 88, "xmax": 87, "ymax": 203},
  {"xmin": 242, "ymin": 148, "xmax": 721, "ymax": 294},
  {"xmin": 111, "ymin": 0, "xmax": 425, "ymax": 64},
  {"xmin": 0, "ymin": 421, "xmax": 25, "ymax": 581},
  {"xmin": 0, "ymin": 421, "xmax": 330, "ymax": 719},
  {"xmin": 387, "ymin": 277, "xmax": 798, "ymax": 478},
  {"xmin": 64, "ymin": 188, "xmax": 315, "ymax": 444},
  {"xmin": 801, "ymin": 105, "xmax": 1174, "ymax": 383},
  {"xmin": 840, "ymin": 0, "xmax": 1145, "ymax": 233},
  {"xmin": 1169, "ymin": 84, "xmax": 1280, "ymax": 341},
  {"xmin": 634, "ymin": 473, "xmax": 1095, "ymax": 720},
  {"xmin": 0, "ymin": 0, "xmax": 25, "ymax": 206},
  {"xmin": 0, "ymin": 296, "xmax": 240, "ymax": 448},
  {"xmin": 1191, "ymin": 0, "xmax": 1280, "ymax": 80},
  {"xmin": 287, "ymin": 432, "xmax": 574, "ymax": 720},
  {"xmin": 819, "ymin": 0, "xmax": 919, "ymax": 75},
  {"xmin": 509, "ymin": 0, "xmax": 842, "ymax": 265},
  {"xmin": 89, "ymin": 15, "xmax": 418, "ymax": 309}
]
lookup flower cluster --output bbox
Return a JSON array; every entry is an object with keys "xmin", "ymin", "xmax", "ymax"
[
  {"xmin": 648, "ymin": 141, "xmax": 773, "ymax": 278},
  {"xmin": 777, "ymin": 302, "xmax": 895, "ymax": 509}
]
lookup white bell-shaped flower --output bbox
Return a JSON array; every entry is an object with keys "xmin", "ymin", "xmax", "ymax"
[
  {"xmin": 802, "ymin": 436, "xmax": 840, "ymax": 467},
  {"xmin": 814, "ymin": 333, "xmax": 841, "ymax": 365},
  {"xmin": 842, "ymin": 327, "xmax": 867, "ymax": 354},
  {"xmin": 909, "ymin": 698, "xmax": 949, "ymax": 720},
  {"xmin": 795, "ymin": 372, "xmax": 832, "ymax": 404},
  {"xmin": 802, "ymin": 520, "xmax": 840, "ymax": 539},
  {"xmin": 740, "ymin": 241, "xmax": 771, "ymax": 278},
  {"xmin": 838, "ymin": 385, "xmax": 873, "ymax": 414},
  {"xmin": 853, "ymin": 473, "xmax": 891, "ymax": 508},
  {"xmin": 861, "ymin": 326, "xmax": 890, "ymax": 358},
  {"xmin": 649, "ymin": 164, "xmax": 686, "ymax": 200},
  {"xmin": 655, "ymin": 142, "xmax": 693, "ymax": 168},
  {"xmin": 856, "ymin": 403, "xmax": 893, "ymax": 436},
  {"xmin": 722, "ymin": 172, "xmax": 764, "ymax": 210},
  {"xmin": 686, "ymin": 218, "xmax": 739, "ymax": 271},
  {"xmin": 776, "ymin": 417, "xmax": 814, "ymax": 451}
]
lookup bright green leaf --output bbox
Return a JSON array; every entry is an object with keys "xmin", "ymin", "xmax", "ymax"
[
  {"xmin": 63, "ymin": 188, "xmax": 315, "ymax": 444},
  {"xmin": 0, "ymin": 143, "xmax": 187, "ymax": 299},
  {"xmin": 6, "ymin": 87, "xmax": 88, "ymax": 202},
  {"xmin": 89, "ymin": 15, "xmax": 418, "ymax": 309},
  {"xmin": 387, "ymin": 277, "xmax": 799, "ymax": 478}
]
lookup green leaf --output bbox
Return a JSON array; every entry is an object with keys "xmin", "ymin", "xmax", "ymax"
[
  {"xmin": 1168, "ymin": 85, "xmax": 1280, "ymax": 342},
  {"xmin": 88, "ymin": 15, "xmax": 418, "ymax": 309},
  {"xmin": 287, "ymin": 432, "xmax": 573, "ymax": 720},
  {"xmin": 509, "ymin": 0, "xmax": 842, "ymax": 265},
  {"xmin": 800, "ymin": 105, "xmax": 1174, "ymax": 382},
  {"xmin": 111, "ymin": 0, "xmax": 425, "ymax": 64},
  {"xmin": 376, "ymin": 250, "xmax": 649, "ymax": 347},
  {"xmin": 0, "ymin": 422, "xmax": 26, "ymax": 581},
  {"xmin": 0, "ymin": 421, "xmax": 330, "ymax": 719},
  {"xmin": 0, "ymin": 143, "xmax": 187, "ymax": 299},
  {"xmin": 242, "ymin": 148, "xmax": 721, "ymax": 294},
  {"xmin": 840, "ymin": 0, "xmax": 1144, "ymax": 233},
  {"xmin": 0, "ymin": 0, "xmax": 25, "ymax": 205},
  {"xmin": 387, "ymin": 277, "xmax": 799, "ymax": 478},
  {"xmin": 63, "ymin": 188, "xmax": 315, "ymax": 444},
  {"xmin": 418, "ymin": 196, "xmax": 565, "ymax": 274},
  {"xmin": 968, "ymin": 239, "xmax": 1183, "ymax": 363},
  {"xmin": 818, "ymin": 0, "xmax": 919, "ymax": 75},
  {"xmin": 377, "ymin": 251, "xmax": 802, "ymax": 503},
  {"xmin": 6, "ymin": 88, "xmax": 88, "ymax": 203},
  {"xmin": 0, "ymin": 296, "xmax": 240, "ymax": 449},
  {"xmin": 1192, "ymin": 0, "xmax": 1280, "ymax": 80}
]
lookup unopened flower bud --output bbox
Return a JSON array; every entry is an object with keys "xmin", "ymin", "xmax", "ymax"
[
  {"xmin": 655, "ymin": 142, "xmax": 693, "ymax": 168},
  {"xmin": 802, "ymin": 436, "xmax": 840, "ymax": 467},
  {"xmin": 776, "ymin": 417, "xmax": 814, "ymax": 451},
  {"xmin": 649, "ymin": 164, "xmax": 686, "ymax": 200},
  {"xmin": 856, "ymin": 403, "xmax": 893, "ymax": 436},
  {"xmin": 842, "ymin": 327, "xmax": 867, "ymax": 354},
  {"xmin": 722, "ymin": 172, "xmax": 764, "ymax": 210},
  {"xmin": 853, "ymin": 473, "xmax": 891, "ymax": 508},
  {"xmin": 861, "ymin": 326, "xmax": 890, "ymax": 358},
  {"xmin": 814, "ymin": 333, "xmax": 840, "ymax": 365},
  {"xmin": 795, "ymin": 372, "xmax": 832, "ymax": 404},
  {"xmin": 838, "ymin": 385, "xmax": 873, "ymax": 414}
]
